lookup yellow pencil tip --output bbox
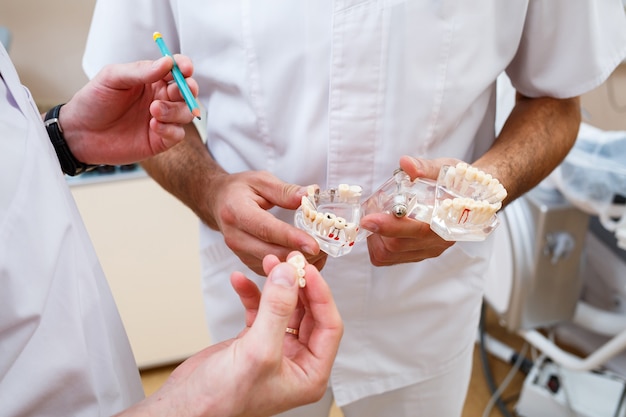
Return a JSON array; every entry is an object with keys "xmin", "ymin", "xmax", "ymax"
[
  {"xmin": 192, "ymin": 108, "xmax": 202, "ymax": 119},
  {"xmin": 153, "ymin": 32, "xmax": 162, "ymax": 41}
]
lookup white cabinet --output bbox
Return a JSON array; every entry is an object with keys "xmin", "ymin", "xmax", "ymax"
[{"xmin": 71, "ymin": 174, "xmax": 210, "ymax": 369}]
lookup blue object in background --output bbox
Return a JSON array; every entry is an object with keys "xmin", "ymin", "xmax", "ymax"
[{"xmin": 0, "ymin": 26, "xmax": 11, "ymax": 51}]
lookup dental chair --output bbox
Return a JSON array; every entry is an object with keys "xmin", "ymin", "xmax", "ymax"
[{"xmin": 482, "ymin": 123, "xmax": 626, "ymax": 417}]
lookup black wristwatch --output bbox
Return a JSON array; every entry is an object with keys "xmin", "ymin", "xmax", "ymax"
[{"xmin": 44, "ymin": 104, "xmax": 97, "ymax": 176}]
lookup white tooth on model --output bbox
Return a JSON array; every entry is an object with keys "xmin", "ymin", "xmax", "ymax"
[
  {"xmin": 301, "ymin": 196, "xmax": 315, "ymax": 223},
  {"xmin": 350, "ymin": 185, "xmax": 362, "ymax": 194},
  {"xmin": 459, "ymin": 166, "xmax": 477, "ymax": 194},
  {"xmin": 437, "ymin": 196, "xmax": 504, "ymax": 226},
  {"xmin": 328, "ymin": 216, "xmax": 347, "ymax": 241},
  {"xmin": 492, "ymin": 185, "xmax": 508, "ymax": 203},
  {"xmin": 297, "ymin": 182, "xmax": 365, "ymax": 249},
  {"xmin": 320, "ymin": 213, "xmax": 336, "ymax": 235},
  {"xmin": 481, "ymin": 173, "xmax": 492, "ymax": 187},
  {"xmin": 454, "ymin": 162, "xmax": 468, "ymax": 189},
  {"xmin": 444, "ymin": 166, "xmax": 457, "ymax": 189},
  {"xmin": 464, "ymin": 166, "xmax": 478, "ymax": 182},
  {"xmin": 438, "ymin": 162, "xmax": 507, "ymax": 219},
  {"xmin": 313, "ymin": 212, "xmax": 324, "ymax": 231},
  {"xmin": 338, "ymin": 184, "xmax": 351, "ymax": 202},
  {"xmin": 456, "ymin": 162, "xmax": 468, "ymax": 176},
  {"xmin": 475, "ymin": 170, "xmax": 486, "ymax": 186},
  {"xmin": 344, "ymin": 223, "xmax": 359, "ymax": 245}
]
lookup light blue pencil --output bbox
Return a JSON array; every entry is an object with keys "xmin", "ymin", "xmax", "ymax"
[{"xmin": 153, "ymin": 31, "xmax": 201, "ymax": 119}]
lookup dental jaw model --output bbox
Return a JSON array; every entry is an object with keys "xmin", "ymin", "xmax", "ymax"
[
  {"xmin": 295, "ymin": 162, "xmax": 507, "ymax": 257},
  {"xmin": 294, "ymin": 185, "xmax": 366, "ymax": 258},
  {"xmin": 431, "ymin": 162, "xmax": 507, "ymax": 241}
]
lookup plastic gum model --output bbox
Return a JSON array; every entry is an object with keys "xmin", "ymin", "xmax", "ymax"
[{"xmin": 294, "ymin": 162, "xmax": 508, "ymax": 257}]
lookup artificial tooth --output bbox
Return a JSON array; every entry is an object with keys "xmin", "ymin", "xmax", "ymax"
[
  {"xmin": 344, "ymin": 223, "xmax": 359, "ymax": 245},
  {"xmin": 301, "ymin": 196, "xmax": 315, "ymax": 221},
  {"xmin": 320, "ymin": 213, "xmax": 336, "ymax": 235},
  {"xmin": 475, "ymin": 170, "xmax": 486, "ymax": 186},
  {"xmin": 288, "ymin": 253, "xmax": 306, "ymax": 270},
  {"xmin": 350, "ymin": 185, "xmax": 363, "ymax": 195},
  {"xmin": 313, "ymin": 212, "xmax": 324, "ymax": 231},
  {"xmin": 456, "ymin": 162, "xmax": 469, "ymax": 175},
  {"xmin": 287, "ymin": 254, "xmax": 307, "ymax": 288},
  {"xmin": 335, "ymin": 217, "xmax": 347, "ymax": 229},
  {"xmin": 465, "ymin": 166, "xmax": 479, "ymax": 182},
  {"xmin": 445, "ymin": 166, "xmax": 457, "ymax": 189},
  {"xmin": 452, "ymin": 198, "xmax": 465, "ymax": 211},
  {"xmin": 338, "ymin": 184, "xmax": 351, "ymax": 202}
]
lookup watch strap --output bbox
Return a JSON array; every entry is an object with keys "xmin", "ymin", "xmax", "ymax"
[{"xmin": 44, "ymin": 104, "xmax": 97, "ymax": 176}]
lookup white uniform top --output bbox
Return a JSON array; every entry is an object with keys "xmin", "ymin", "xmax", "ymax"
[
  {"xmin": 0, "ymin": 44, "xmax": 144, "ymax": 416},
  {"xmin": 84, "ymin": 0, "xmax": 626, "ymax": 406}
]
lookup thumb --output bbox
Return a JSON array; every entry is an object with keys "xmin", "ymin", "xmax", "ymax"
[
  {"xmin": 275, "ymin": 183, "xmax": 313, "ymax": 210},
  {"xmin": 149, "ymin": 55, "xmax": 175, "ymax": 79},
  {"xmin": 149, "ymin": 54, "xmax": 195, "ymax": 80},
  {"xmin": 246, "ymin": 263, "xmax": 299, "ymax": 350},
  {"xmin": 399, "ymin": 155, "xmax": 436, "ymax": 180},
  {"xmin": 97, "ymin": 57, "xmax": 173, "ymax": 91},
  {"xmin": 251, "ymin": 171, "xmax": 314, "ymax": 211},
  {"xmin": 399, "ymin": 155, "xmax": 460, "ymax": 181},
  {"xmin": 133, "ymin": 55, "xmax": 194, "ymax": 88}
]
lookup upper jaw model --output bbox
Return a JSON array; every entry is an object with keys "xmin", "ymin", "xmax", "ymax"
[{"xmin": 294, "ymin": 162, "xmax": 508, "ymax": 257}]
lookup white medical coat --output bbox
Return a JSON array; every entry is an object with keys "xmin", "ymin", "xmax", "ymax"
[
  {"xmin": 84, "ymin": 0, "xmax": 626, "ymax": 406},
  {"xmin": 0, "ymin": 45, "xmax": 144, "ymax": 416}
]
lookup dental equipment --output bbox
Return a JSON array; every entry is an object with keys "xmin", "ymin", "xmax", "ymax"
[
  {"xmin": 482, "ymin": 122, "xmax": 626, "ymax": 416},
  {"xmin": 295, "ymin": 163, "xmax": 507, "ymax": 257}
]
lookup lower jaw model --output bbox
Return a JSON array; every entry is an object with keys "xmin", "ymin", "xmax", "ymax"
[
  {"xmin": 295, "ymin": 184, "xmax": 365, "ymax": 258},
  {"xmin": 295, "ymin": 162, "xmax": 508, "ymax": 257}
]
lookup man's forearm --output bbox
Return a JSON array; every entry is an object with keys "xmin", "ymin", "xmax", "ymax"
[
  {"xmin": 141, "ymin": 123, "xmax": 226, "ymax": 230},
  {"xmin": 474, "ymin": 94, "xmax": 581, "ymax": 206}
]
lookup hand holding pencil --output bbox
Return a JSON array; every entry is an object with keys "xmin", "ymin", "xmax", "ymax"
[
  {"xmin": 153, "ymin": 31, "xmax": 201, "ymax": 120},
  {"xmin": 58, "ymin": 52, "xmax": 199, "ymax": 166}
]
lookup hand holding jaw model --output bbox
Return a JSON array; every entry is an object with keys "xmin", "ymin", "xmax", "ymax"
[{"xmin": 295, "ymin": 162, "xmax": 508, "ymax": 257}]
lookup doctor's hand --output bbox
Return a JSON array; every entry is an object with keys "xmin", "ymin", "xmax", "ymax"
[
  {"xmin": 56, "ymin": 55, "xmax": 199, "ymax": 166},
  {"xmin": 360, "ymin": 156, "xmax": 457, "ymax": 266},
  {"xmin": 118, "ymin": 252, "xmax": 343, "ymax": 417},
  {"xmin": 205, "ymin": 170, "xmax": 328, "ymax": 275}
]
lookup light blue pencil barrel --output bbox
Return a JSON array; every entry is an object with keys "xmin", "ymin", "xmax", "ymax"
[{"xmin": 153, "ymin": 31, "xmax": 200, "ymax": 119}]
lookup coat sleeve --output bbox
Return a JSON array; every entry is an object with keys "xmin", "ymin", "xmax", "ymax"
[{"xmin": 506, "ymin": 0, "xmax": 626, "ymax": 98}]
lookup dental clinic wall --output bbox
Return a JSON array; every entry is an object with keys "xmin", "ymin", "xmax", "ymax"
[
  {"xmin": 1, "ymin": 2, "xmax": 625, "ymax": 130},
  {"xmin": 0, "ymin": 0, "xmax": 95, "ymax": 110}
]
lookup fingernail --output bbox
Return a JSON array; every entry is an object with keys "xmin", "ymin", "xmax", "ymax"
[
  {"xmin": 301, "ymin": 244, "xmax": 317, "ymax": 256},
  {"xmin": 270, "ymin": 264, "xmax": 296, "ymax": 288},
  {"xmin": 152, "ymin": 56, "xmax": 167, "ymax": 68},
  {"xmin": 360, "ymin": 220, "xmax": 378, "ymax": 234},
  {"xmin": 410, "ymin": 157, "xmax": 424, "ymax": 171},
  {"xmin": 296, "ymin": 186, "xmax": 310, "ymax": 198}
]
